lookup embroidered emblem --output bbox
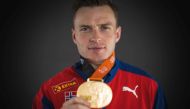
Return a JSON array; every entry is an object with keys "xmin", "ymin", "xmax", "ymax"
[
  {"xmin": 122, "ymin": 85, "xmax": 139, "ymax": 98},
  {"xmin": 52, "ymin": 79, "xmax": 78, "ymax": 94},
  {"xmin": 65, "ymin": 91, "xmax": 76, "ymax": 101}
]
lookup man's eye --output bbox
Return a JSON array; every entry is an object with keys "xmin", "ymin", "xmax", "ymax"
[
  {"xmin": 101, "ymin": 26, "xmax": 110, "ymax": 31},
  {"xmin": 80, "ymin": 27, "xmax": 89, "ymax": 32}
]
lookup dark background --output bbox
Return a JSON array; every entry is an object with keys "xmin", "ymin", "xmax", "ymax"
[{"xmin": 1, "ymin": 0, "xmax": 189, "ymax": 108}]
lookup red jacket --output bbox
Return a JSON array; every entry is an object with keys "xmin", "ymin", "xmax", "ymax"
[{"xmin": 32, "ymin": 59, "xmax": 167, "ymax": 109}]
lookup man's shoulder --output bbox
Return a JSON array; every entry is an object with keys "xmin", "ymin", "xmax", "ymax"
[
  {"xmin": 116, "ymin": 60, "xmax": 159, "ymax": 91},
  {"xmin": 52, "ymin": 66, "xmax": 74, "ymax": 79},
  {"xmin": 38, "ymin": 66, "xmax": 81, "ymax": 98},
  {"xmin": 117, "ymin": 59, "xmax": 156, "ymax": 81},
  {"xmin": 42, "ymin": 66, "xmax": 78, "ymax": 87}
]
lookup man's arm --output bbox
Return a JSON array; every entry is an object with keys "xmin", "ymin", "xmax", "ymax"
[
  {"xmin": 153, "ymin": 85, "xmax": 168, "ymax": 109},
  {"xmin": 32, "ymin": 84, "xmax": 54, "ymax": 109}
]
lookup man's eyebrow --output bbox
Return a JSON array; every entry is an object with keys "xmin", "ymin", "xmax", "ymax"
[
  {"xmin": 79, "ymin": 23, "xmax": 113, "ymax": 28},
  {"xmin": 99, "ymin": 22, "xmax": 113, "ymax": 26},
  {"xmin": 79, "ymin": 25, "xmax": 91, "ymax": 28}
]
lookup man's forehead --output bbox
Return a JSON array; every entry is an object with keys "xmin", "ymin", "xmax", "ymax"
[
  {"xmin": 75, "ymin": 15, "xmax": 116, "ymax": 26},
  {"xmin": 78, "ymin": 22, "xmax": 114, "ymax": 27}
]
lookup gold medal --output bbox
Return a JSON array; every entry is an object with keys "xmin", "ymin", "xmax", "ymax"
[
  {"xmin": 77, "ymin": 79, "xmax": 112, "ymax": 108},
  {"xmin": 77, "ymin": 52, "xmax": 115, "ymax": 108}
]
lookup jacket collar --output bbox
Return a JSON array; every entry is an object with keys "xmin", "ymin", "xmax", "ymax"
[{"xmin": 72, "ymin": 58, "xmax": 119, "ymax": 83}]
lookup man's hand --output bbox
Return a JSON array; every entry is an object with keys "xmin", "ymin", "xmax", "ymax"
[{"xmin": 60, "ymin": 97, "xmax": 91, "ymax": 109}]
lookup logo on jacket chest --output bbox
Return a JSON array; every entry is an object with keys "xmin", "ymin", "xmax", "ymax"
[
  {"xmin": 52, "ymin": 78, "xmax": 78, "ymax": 94},
  {"xmin": 122, "ymin": 85, "xmax": 139, "ymax": 98}
]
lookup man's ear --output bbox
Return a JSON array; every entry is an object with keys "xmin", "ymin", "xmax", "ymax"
[
  {"xmin": 115, "ymin": 26, "xmax": 121, "ymax": 43},
  {"xmin": 72, "ymin": 28, "xmax": 77, "ymax": 44}
]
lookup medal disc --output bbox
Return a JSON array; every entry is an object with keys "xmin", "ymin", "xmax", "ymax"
[{"xmin": 77, "ymin": 80, "xmax": 112, "ymax": 108}]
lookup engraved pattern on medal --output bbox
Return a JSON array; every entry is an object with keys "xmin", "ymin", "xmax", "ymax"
[{"xmin": 77, "ymin": 81, "xmax": 112, "ymax": 108}]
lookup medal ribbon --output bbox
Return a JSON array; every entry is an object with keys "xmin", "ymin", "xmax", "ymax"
[{"xmin": 89, "ymin": 52, "xmax": 115, "ymax": 81}]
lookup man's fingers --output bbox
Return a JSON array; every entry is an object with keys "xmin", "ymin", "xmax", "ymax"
[
  {"xmin": 69, "ymin": 97, "xmax": 90, "ymax": 106},
  {"xmin": 62, "ymin": 97, "xmax": 91, "ymax": 109},
  {"xmin": 70, "ymin": 104, "xmax": 90, "ymax": 109}
]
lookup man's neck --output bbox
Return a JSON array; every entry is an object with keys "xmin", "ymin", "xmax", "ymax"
[
  {"xmin": 79, "ymin": 56, "xmax": 103, "ymax": 70},
  {"xmin": 88, "ymin": 60, "xmax": 104, "ymax": 70}
]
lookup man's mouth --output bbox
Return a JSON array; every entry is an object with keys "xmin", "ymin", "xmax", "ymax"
[{"xmin": 88, "ymin": 46, "xmax": 105, "ymax": 50}]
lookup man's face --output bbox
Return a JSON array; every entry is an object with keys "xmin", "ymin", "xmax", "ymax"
[{"xmin": 72, "ymin": 5, "xmax": 121, "ymax": 65}]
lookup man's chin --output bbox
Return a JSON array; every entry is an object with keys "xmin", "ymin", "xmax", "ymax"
[{"xmin": 88, "ymin": 57, "xmax": 107, "ymax": 64}]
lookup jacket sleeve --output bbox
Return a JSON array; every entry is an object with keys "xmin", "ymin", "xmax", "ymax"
[
  {"xmin": 153, "ymin": 85, "xmax": 168, "ymax": 109},
  {"xmin": 32, "ymin": 83, "xmax": 54, "ymax": 109}
]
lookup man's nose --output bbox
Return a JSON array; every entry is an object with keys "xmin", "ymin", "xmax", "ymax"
[{"xmin": 89, "ymin": 28, "xmax": 101, "ymax": 43}]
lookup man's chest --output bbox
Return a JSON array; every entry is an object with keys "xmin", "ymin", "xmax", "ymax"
[{"xmin": 46, "ymin": 71, "xmax": 155, "ymax": 109}]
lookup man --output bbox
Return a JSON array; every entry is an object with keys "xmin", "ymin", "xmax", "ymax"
[{"xmin": 33, "ymin": 0, "xmax": 167, "ymax": 109}]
